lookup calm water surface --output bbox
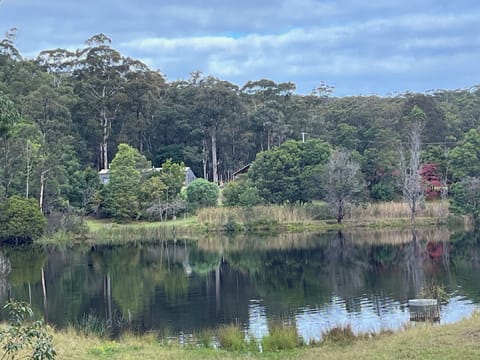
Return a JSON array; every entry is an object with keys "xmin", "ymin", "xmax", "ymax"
[{"xmin": 1, "ymin": 228, "xmax": 479, "ymax": 342}]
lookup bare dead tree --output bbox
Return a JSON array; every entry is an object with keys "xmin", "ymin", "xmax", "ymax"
[
  {"xmin": 400, "ymin": 106, "xmax": 426, "ymax": 222},
  {"xmin": 146, "ymin": 198, "xmax": 187, "ymax": 221},
  {"xmin": 324, "ymin": 149, "xmax": 364, "ymax": 223}
]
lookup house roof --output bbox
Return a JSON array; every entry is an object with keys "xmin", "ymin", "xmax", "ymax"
[{"xmin": 232, "ymin": 163, "xmax": 251, "ymax": 177}]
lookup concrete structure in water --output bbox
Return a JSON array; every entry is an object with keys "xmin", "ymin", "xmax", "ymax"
[{"xmin": 408, "ymin": 299, "xmax": 440, "ymax": 322}]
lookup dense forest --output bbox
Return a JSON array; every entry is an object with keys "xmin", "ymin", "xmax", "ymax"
[{"xmin": 1, "ymin": 31, "xmax": 480, "ymax": 236}]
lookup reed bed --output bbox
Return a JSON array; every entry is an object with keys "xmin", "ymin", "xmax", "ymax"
[
  {"xmin": 196, "ymin": 204, "xmax": 328, "ymax": 225},
  {"xmin": 196, "ymin": 201, "xmax": 451, "ymax": 231}
]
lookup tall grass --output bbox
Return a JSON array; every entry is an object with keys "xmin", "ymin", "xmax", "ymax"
[
  {"xmin": 216, "ymin": 322, "xmax": 302, "ymax": 352},
  {"xmin": 261, "ymin": 322, "xmax": 303, "ymax": 351},
  {"xmin": 197, "ymin": 203, "xmax": 330, "ymax": 226},
  {"xmin": 69, "ymin": 313, "xmax": 111, "ymax": 338},
  {"xmin": 192, "ymin": 329, "xmax": 215, "ymax": 348},
  {"xmin": 217, "ymin": 325, "xmax": 246, "ymax": 351},
  {"xmin": 321, "ymin": 326, "xmax": 357, "ymax": 346},
  {"xmin": 197, "ymin": 201, "xmax": 450, "ymax": 230}
]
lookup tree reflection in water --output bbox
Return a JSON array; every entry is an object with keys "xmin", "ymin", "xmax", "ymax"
[{"xmin": 0, "ymin": 227, "xmax": 478, "ymax": 339}]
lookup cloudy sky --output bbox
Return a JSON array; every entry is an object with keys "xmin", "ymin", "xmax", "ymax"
[{"xmin": 1, "ymin": 0, "xmax": 479, "ymax": 95}]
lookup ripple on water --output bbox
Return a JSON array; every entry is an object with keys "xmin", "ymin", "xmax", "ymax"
[{"xmin": 289, "ymin": 293, "xmax": 476, "ymax": 344}]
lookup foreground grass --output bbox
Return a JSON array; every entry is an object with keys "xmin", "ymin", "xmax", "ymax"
[{"xmin": 51, "ymin": 313, "xmax": 480, "ymax": 359}]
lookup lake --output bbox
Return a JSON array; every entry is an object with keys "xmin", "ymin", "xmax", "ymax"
[{"xmin": 0, "ymin": 227, "xmax": 479, "ymax": 342}]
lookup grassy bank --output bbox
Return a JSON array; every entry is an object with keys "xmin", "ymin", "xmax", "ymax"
[
  {"xmin": 49, "ymin": 312, "xmax": 480, "ymax": 359},
  {"xmin": 37, "ymin": 201, "xmax": 460, "ymax": 245},
  {"xmin": 39, "ymin": 217, "xmax": 202, "ymax": 245}
]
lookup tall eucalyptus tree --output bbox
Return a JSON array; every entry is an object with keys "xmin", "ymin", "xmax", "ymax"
[
  {"xmin": 120, "ymin": 64, "xmax": 167, "ymax": 154},
  {"xmin": 193, "ymin": 75, "xmax": 243, "ymax": 183},
  {"xmin": 241, "ymin": 79, "xmax": 296, "ymax": 152},
  {"xmin": 26, "ymin": 78, "xmax": 76, "ymax": 213},
  {"xmin": 0, "ymin": 93, "xmax": 21, "ymax": 198},
  {"xmin": 73, "ymin": 34, "xmax": 128, "ymax": 170}
]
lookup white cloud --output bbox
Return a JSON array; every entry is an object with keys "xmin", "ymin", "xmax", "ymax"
[
  {"xmin": 2, "ymin": 0, "xmax": 479, "ymax": 94},
  {"xmin": 119, "ymin": 9, "xmax": 479, "ymax": 87}
]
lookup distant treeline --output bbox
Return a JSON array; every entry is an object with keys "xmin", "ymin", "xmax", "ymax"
[{"xmin": 1, "ymin": 31, "xmax": 480, "ymax": 215}]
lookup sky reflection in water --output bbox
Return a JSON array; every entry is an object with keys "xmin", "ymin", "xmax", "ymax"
[{"xmin": 1, "ymin": 228, "xmax": 479, "ymax": 340}]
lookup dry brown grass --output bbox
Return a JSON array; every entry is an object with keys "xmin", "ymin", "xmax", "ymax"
[
  {"xmin": 197, "ymin": 201, "xmax": 451, "ymax": 230},
  {"xmin": 197, "ymin": 205, "xmax": 318, "ymax": 224}
]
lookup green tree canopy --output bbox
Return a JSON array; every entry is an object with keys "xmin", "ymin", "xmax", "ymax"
[
  {"xmin": 0, "ymin": 92, "xmax": 22, "ymax": 198},
  {"xmin": 0, "ymin": 92, "xmax": 19, "ymax": 138},
  {"xmin": 104, "ymin": 143, "xmax": 150, "ymax": 221},
  {"xmin": 449, "ymin": 176, "xmax": 480, "ymax": 221},
  {"xmin": 222, "ymin": 175, "xmax": 262, "ymax": 207},
  {"xmin": 248, "ymin": 139, "xmax": 331, "ymax": 204},
  {"xmin": 158, "ymin": 159, "xmax": 185, "ymax": 200},
  {"xmin": 449, "ymin": 129, "xmax": 480, "ymax": 181}
]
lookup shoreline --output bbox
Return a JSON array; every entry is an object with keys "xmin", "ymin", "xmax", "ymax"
[
  {"xmin": 47, "ymin": 311, "xmax": 480, "ymax": 359},
  {"xmin": 37, "ymin": 214, "xmax": 459, "ymax": 246}
]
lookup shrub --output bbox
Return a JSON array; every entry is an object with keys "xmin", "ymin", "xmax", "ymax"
[
  {"xmin": 222, "ymin": 176, "xmax": 262, "ymax": 207},
  {"xmin": 46, "ymin": 209, "xmax": 88, "ymax": 238},
  {"xmin": 419, "ymin": 283, "xmax": 449, "ymax": 304},
  {"xmin": 0, "ymin": 196, "xmax": 47, "ymax": 243},
  {"xmin": 370, "ymin": 180, "xmax": 397, "ymax": 202},
  {"xmin": 223, "ymin": 216, "xmax": 242, "ymax": 232},
  {"xmin": 322, "ymin": 326, "xmax": 356, "ymax": 346},
  {"xmin": 186, "ymin": 179, "xmax": 219, "ymax": 212},
  {"xmin": 0, "ymin": 300, "xmax": 56, "ymax": 359}
]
